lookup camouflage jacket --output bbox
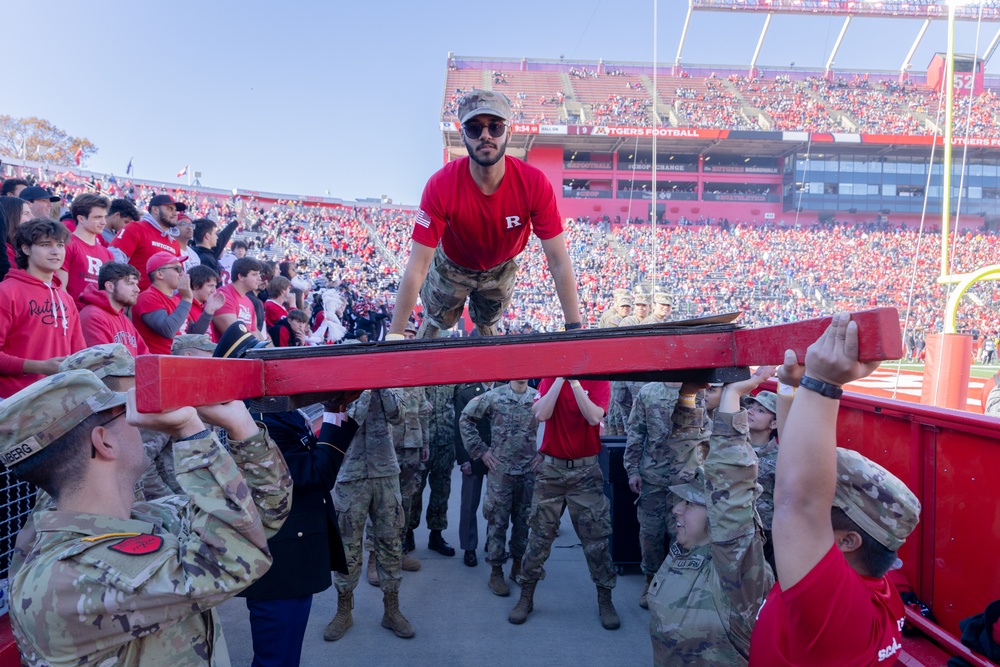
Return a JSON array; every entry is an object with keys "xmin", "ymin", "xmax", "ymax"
[
  {"xmin": 647, "ymin": 409, "xmax": 773, "ymax": 667},
  {"xmin": 624, "ymin": 383, "xmax": 702, "ymax": 485},
  {"xmin": 339, "ymin": 388, "xmax": 402, "ymax": 482},
  {"xmin": 754, "ymin": 437, "xmax": 779, "ymax": 531},
  {"xmin": 618, "ymin": 314, "xmax": 644, "ymax": 327},
  {"xmin": 9, "ymin": 427, "xmax": 292, "ymax": 667},
  {"xmin": 460, "ymin": 384, "xmax": 539, "ymax": 475},
  {"xmin": 986, "ymin": 384, "xmax": 1000, "ymax": 418},
  {"xmin": 392, "ymin": 386, "xmax": 428, "ymax": 450},
  {"xmin": 641, "ymin": 313, "xmax": 665, "ymax": 325},
  {"xmin": 424, "ymin": 384, "xmax": 455, "ymax": 451}
]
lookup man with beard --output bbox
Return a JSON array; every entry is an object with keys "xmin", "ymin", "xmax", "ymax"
[
  {"xmin": 110, "ymin": 194, "xmax": 185, "ymax": 290},
  {"xmin": 386, "ymin": 89, "xmax": 582, "ymax": 339},
  {"xmin": 79, "ymin": 262, "xmax": 149, "ymax": 357}
]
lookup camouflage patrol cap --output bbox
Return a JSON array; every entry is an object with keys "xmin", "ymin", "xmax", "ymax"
[
  {"xmin": 59, "ymin": 344, "xmax": 135, "ymax": 379},
  {"xmin": 747, "ymin": 390, "xmax": 778, "ymax": 415},
  {"xmin": 633, "ymin": 293, "xmax": 650, "ymax": 306},
  {"xmin": 612, "ymin": 288, "xmax": 629, "ymax": 299},
  {"xmin": 617, "ymin": 294, "xmax": 634, "ymax": 307},
  {"xmin": 669, "ymin": 468, "xmax": 707, "ymax": 506},
  {"xmin": 0, "ymin": 370, "xmax": 128, "ymax": 468},
  {"xmin": 457, "ymin": 89, "xmax": 511, "ymax": 124},
  {"xmin": 171, "ymin": 334, "xmax": 216, "ymax": 354},
  {"xmin": 833, "ymin": 448, "xmax": 921, "ymax": 551},
  {"xmin": 653, "ymin": 292, "xmax": 672, "ymax": 306}
]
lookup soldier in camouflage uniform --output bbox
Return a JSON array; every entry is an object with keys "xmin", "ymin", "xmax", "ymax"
[
  {"xmin": 987, "ymin": 382, "xmax": 1000, "ymax": 417},
  {"xmin": 618, "ymin": 291, "xmax": 650, "ymax": 327},
  {"xmin": 2, "ymin": 369, "xmax": 292, "ymax": 667},
  {"xmin": 601, "ymin": 293, "xmax": 633, "ymax": 436},
  {"xmin": 390, "ymin": 385, "xmax": 430, "ymax": 572},
  {"xmin": 409, "ymin": 382, "xmax": 457, "ymax": 556},
  {"xmin": 625, "ymin": 381, "xmax": 722, "ymax": 609},
  {"xmin": 647, "ymin": 370, "xmax": 776, "ymax": 666},
  {"xmin": 744, "ymin": 390, "xmax": 779, "ymax": 572},
  {"xmin": 325, "ymin": 387, "xmax": 415, "ymax": 641},
  {"xmin": 460, "ymin": 379, "xmax": 539, "ymax": 596},
  {"xmin": 597, "ymin": 288, "xmax": 630, "ymax": 329},
  {"xmin": 642, "ymin": 293, "xmax": 673, "ymax": 325}
]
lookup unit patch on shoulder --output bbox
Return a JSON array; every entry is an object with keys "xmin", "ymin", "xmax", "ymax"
[{"xmin": 109, "ymin": 534, "xmax": 164, "ymax": 556}]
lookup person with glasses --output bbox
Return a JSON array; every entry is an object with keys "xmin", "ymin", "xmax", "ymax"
[
  {"xmin": 175, "ymin": 211, "xmax": 201, "ymax": 269},
  {"xmin": 386, "ymin": 89, "xmax": 582, "ymax": 339},
  {"xmin": 131, "ymin": 251, "xmax": 195, "ymax": 354}
]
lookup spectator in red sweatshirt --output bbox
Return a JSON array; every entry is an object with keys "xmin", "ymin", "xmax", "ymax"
[
  {"xmin": 58, "ymin": 194, "xmax": 113, "ymax": 307},
  {"xmin": 186, "ymin": 265, "xmax": 226, "ymax": 341},
  {"xmin": 0, "ymin": 218, "xmax": 86, "ymax": 397},
  {"xmin": 264, "ymin": 275, "xmax": 292, "ymax": 327},
  {"xmin": 78, "ymin": 262, "xmax": 149, "ymax": 357},
  {"xmin": 213, "ymin": 256, "xmax": 266, "ymax": 341}
]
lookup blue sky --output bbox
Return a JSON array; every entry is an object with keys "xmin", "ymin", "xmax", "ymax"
[{"xmin": 4, "ymin": 1, "xmax": 996, "ymax": 204}]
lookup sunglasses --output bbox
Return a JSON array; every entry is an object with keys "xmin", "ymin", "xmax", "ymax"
[{"xmin": 463, "ymin": 120, "xmax": 507, "ymax": 139}]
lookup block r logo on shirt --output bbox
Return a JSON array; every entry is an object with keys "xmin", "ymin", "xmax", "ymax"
[{"xmin": 505, "ymin": 216, "xmax": 522, "ymax": 229}]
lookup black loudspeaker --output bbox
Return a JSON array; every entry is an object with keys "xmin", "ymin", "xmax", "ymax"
[{"xmin": 599, "ymin": 437, "xmax": 642, "ymax": 567}]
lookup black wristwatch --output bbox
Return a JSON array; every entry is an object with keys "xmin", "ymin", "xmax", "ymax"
[
  {"xmin": 800, "ymin": 376, "xmax": 844, "ymax": 399},
  {"xmin": 565, "ymin": 321, "xmax": 583, "ymax": 331}
]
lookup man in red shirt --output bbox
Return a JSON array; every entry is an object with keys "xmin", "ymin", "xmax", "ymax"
[
  {"xmin": 387, "ymin": 90, "xmax": 582, "ymax": 339},
  {"xmin": 508, "ymin": 376, "xmax": 619, "ymax": 631},
  {"xmin": 213, "ymin": 256, "xmax": 266, "ymax": 341},
  {"xmin": 79, "ymin": 262, "xmax": 148, "ymax": 357},
  {"xmin": 110, "ymin": 194, "xmax": 185, "ymax": 291},
  {"xmin": 132, "ymin": 252, "xmax": 197, "ymax": 355},
  {"xmin": 264, "ymin": 275, "xmax": 292, "ymax": 327},
  {"xmin": 749, "ymin": 312, "xmax": 922, "ymax": 667},
  {"xmin": 58, "ymin": 194, "xmax": 113, "ymax": 306},
  {"xmin": 186, "ymin": 265, "xmax": 225, "ymax": 341},
  {"xmin": 0, "ymin": 218, "xmax": 86, "ymax": 398}
]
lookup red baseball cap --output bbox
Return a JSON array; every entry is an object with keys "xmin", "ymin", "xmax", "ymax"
[{"xmin": 146, "ymin": 251, "xmax": 187, "ymax": 276}]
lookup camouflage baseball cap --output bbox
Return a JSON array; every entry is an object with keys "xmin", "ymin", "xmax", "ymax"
[
  {"xmin": 669, "ymin": 468, "xmax": 707, "ymax": 506},
  {"xmin": 457, "ymin": 89, "xmax": 511, "ymax": 124},
  {"xmin": 833, "ymin": 448, "xmax": 921, "ymax": 551},
  {"xmin": 171, "ymin": 334, "xmax": 216, "ymax": 354},
  {"xmin": 59, "ymin": 344, "xmax": 135, "ymax": 379},
  {"xmin": 633, "ymin": 293, "xmax": 650, "ymax": 306},
  {"xmin": 747, "ymin": 390, "xmax": 778, "ymax": 415},
  {"xmin": 617, "ymin": 294, "xmax": 634, "ymax": 307},
  {"xmin": 612, "ymin": 288, "xmax": 629, "ymax": 299},
  {"xmin": 0, "ymin": 370, "xmax": 127, "ymax": 468},
  {"xmin": 653, "ymin": 292, "xmax": 673, "ymax": 306}
]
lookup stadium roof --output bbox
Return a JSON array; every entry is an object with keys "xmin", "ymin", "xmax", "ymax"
[{"xmin": 689, "ymin": 1, "xmax": 1000, "ymax": 21}]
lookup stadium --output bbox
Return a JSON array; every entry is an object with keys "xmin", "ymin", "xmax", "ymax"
[{"xmin": 0, "ymin": 1, "xmax": 999, "ymax": 666}]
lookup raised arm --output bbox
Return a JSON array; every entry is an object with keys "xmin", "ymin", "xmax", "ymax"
[
  {"xmin": 568, "ymin": 379, "xmax": 605, "ymax": 425},
  {"xmin": 532, "ymin": 377, "xmax": 566, "ymax": 422},
  {"xmin": 387, "ymin": 241, "xmax": 435, "ymax": 337},
  {"xmin": 772, "ymin": 312, "xmax": 880, "ymax": 589},
  {"xmin": 539, "ymin": 234, "xmax": 583, "ymax": 328}
]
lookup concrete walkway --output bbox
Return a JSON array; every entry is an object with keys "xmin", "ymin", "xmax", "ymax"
[{"xmin": 216, "ymin": 466, "xmax": 653, "ymax": 666}]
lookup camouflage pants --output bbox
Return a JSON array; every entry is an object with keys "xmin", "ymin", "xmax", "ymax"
[
  {"xmin": 517, "ymin": 460, "xmax": 616, "ymax": 589},
  {"xmin": 483, "ymin": 470, "xmax": 534, "ymax": 566},
  {"xmin": 637, "ymin": 481, "xmax": 677, "ymax": 576},
  {"xmin": 333, "ymin": 475, "xmax": 405, "ymax": 594},
  {"xmin": 408, "ymin": 437, "xmax": 454, "ymax": 532},
  {"xmin": 417, "ymin": 245, "xmax": 518, "ymax": 337},
  {"xmin": 396, "ymin": 449, "xmax": 421, "ymax": 541},
  {"xmin": 604, "ymin": 395, "xmax": 625, "ymax": 436}
]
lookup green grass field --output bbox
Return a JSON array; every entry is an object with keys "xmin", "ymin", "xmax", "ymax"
[{"xmin": 881, "ymin": 362, "xmax": 999, "ymax": 380}]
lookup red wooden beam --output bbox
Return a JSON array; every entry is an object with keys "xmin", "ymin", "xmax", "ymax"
[
  {"xmin": 904, "ymin": 608, "xmax": 997, "ymax": 667},
  {"xmin": 136, "ymin": 308, "xmax": 900, "ymax": 412}
]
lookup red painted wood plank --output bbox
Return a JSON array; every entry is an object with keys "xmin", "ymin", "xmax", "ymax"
[
  {"xmin": 905, "ymin": 608, "xmax": 997, "ymax": 667},
  {"xmin": 135, "ymin": 355, "xmax": 264, "ymax": 413},
  {"xmin": 733, "ymin": 308, "xmax": 902, "ymax": 366}
]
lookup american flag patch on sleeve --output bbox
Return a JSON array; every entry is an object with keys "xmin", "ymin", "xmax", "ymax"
[{"xmin": 415, "ymin": 209, "xmax": 432, "ymax": 228}]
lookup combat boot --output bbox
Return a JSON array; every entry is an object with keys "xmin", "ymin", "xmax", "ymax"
[
  {"xmin": 381, "ymin": 591, "xmax": 415, "ymax": 638},
  {"xmin": 401, "ymin": 551, "xmax": 422, "ymax": 572},
  {"xmin": 508, "ymin": 581, "xmax": 536, "ymax": 624},
  {"xmin": 322, "ymin": 591, "xmax": 354, "ymax": 641},
  {"xmin": 597, "ymin": 586, "xmax": 621, "ymax": 630},
  {"xmin": 366, "ymin": 552, "xmax": 379, "ymax": 586},
  {"xmin": 639, "ymin": 574, "xmax": 653, "ymax": 609},
  {"xmin": 489, "ymin": 565, "xmax": 510, "ymax": 596},
  {"xmin": 509, "ymin": 558, "xmax": 521, "ymax": 582},
  {"xmin": 428, "ymin": 530, "xmax": 455, "ymax": 556}
]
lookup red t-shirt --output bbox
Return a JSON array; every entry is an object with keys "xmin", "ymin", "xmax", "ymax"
[
  {"xmin": 412, "ymin": 156, "xmax": 564, "ymax": 270},
  {"xmin": 187, "ymin": 299, "xmax": 217, "ymax": 343},
  {"xmin": 62, "ymin": 235, "xmax": 113, "ymax": 306},
  {"xmin": 264, "ymin": 300, "xmax": 288, "ymax": 328},
  {"xmin": 132, "ymin": 287, "xmax": 188, "ymax": 355},
  {"xmin": 535, "ymin": 378, "xmax": 610, "ymax": 460},
  {"xmin": 749, "ymin": 544, "xmax": 906, "ymax": 667},
  {"xmin": 213, "ymin": 283, "xmax": 257, "ymax": 338},
  {"xmin": 110, "ymin": 220, "xmax": 181, "ymax": 290}
]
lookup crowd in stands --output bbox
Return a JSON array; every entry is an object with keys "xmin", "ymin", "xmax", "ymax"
[
  {"xmin": 590, "ymin": 94, "xmax": 653, "ymax": 127},
  {"xmin": 675, "ymin": 78, "xmax": 759, "ymax": 130},
  {"xmin": 729, "ymin": 75, "xmax": 843, "ymax": 132}
]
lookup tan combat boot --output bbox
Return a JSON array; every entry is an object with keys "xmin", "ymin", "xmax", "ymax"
[
  {"xmin": 366, "ymin": 552, "xmax": 379, "ymax": 586},
  {"xmin": 381, "ymin": 590, "xmax": 415, "ymax": 638},
  {"xmin": 401, "ymin": 552, "xmax": 421, "ymax": 572},
  {"xmin": 639, "ymin": 574, "xmax": 653, "ymax": 609},
  {"xmin": 489, "ymin": 565, "xmax": 510, "ymax": 596},
  {"xmin": 322, "ymin": 591, "xmax": 354, "ymax": 641},
  {"xmin": 508, "ymin": 580, "xmax": 536, "ymax": 624},
  {"xmin": 597, "ymin": 586, "xmax": 621, "ymax": 630}
]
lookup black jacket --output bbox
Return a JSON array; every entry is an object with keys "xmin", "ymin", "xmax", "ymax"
[
  {"xmin": 241, "ymin": 409, "xmax": 357, "ymax": 600},
  {"xmin": 454, "ymin": 382, "xmax": 491, "ymax": 476},
  {"xmin": 192, "ymin": 219, "xmax": 238, "ymax": 276}
]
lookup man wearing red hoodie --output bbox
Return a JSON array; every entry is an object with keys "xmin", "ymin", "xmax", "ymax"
[
  {"xmin": 57, "ymin": 194, "xmax": 114, "ymax": 307},
  {"xmin": 79, "ymin": 262, "xmax": 149, "ymax": 357},
  {"xmin": 0, "ymin": 218, "xmax": 86, "ymax": 398}
]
